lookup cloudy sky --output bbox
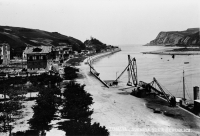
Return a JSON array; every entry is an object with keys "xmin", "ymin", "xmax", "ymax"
[{"xmin": 0, "ymin": 0, "xmax": 200, "ymax": 45}]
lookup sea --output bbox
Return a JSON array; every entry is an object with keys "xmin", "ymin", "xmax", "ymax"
[{"xmin": 92, "ymin": 44, "xmax": 200, "ymax": 100}]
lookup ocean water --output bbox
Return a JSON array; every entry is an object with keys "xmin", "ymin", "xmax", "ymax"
[{"xmin": 92, "ymin": 44, "xmax": 200, "ymax": 100}]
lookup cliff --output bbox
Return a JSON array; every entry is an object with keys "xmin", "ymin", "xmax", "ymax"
[{"xmin": 149, "ymin": 28, "xmax": 200, "ymax": 46}]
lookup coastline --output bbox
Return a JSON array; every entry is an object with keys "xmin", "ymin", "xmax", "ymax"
[
  {"xmin": 76, "ymin": 49, "xmax": 200, "ymax": 136},
  {"xmin": 88, "ymin": 48, "xmax": 121, "ymax": 64},
  {"xmin": 3, "ymin": 47, "xmax": 200, "ymax": 136},
  {"xmin": 142, "ymin": 47, "xmax": 200, "ymax": 55},
  {"xmin": 86, "ymin": 48, "xmax": 121, "ymax": 88}
]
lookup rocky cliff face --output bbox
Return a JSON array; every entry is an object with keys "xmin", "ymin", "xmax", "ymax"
[{"xmin": 150, "ymin": 28, "xmax": 200, "ymax": 46}]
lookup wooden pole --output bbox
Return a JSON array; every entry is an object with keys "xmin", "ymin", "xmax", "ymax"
[{"xmin": 183, "ymin": 70, "xmax": 186, "ymax": 101}]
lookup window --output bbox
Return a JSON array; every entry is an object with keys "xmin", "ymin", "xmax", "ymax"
[
  {"xmin": 43, "ymin": 55, "xmax": 46, "ymax": 60},
  {"xmin": 28, "ymin": 56, "xmax": 33, "ymax": 61},
  {"xmin": 33, "ymin": 56, "xmax": 36, "ymax": 60}
]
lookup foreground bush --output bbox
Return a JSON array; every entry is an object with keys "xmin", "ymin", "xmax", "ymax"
[
  {"xmin": 13, "ymin": 130, "xmax": 39, "ymax": 136},
  {"xmin": 58, "ymin": 120, "xmax": 109, "ymax": 136}
]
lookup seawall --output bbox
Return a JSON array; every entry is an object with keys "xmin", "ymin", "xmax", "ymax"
[
  {"xmin": 88, "ymin": 48, "xmax": 121, "ymax": 64},
  {"xmin": 87, "ymin": 48, "xmax": 121, "ymax": 88}
]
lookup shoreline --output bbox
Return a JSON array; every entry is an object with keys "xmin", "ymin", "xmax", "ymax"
[
  {"xmin": 86, "ymin": 48, "xmax": 121, "ymax": 88},
  {"xmin": 143, "ymin": 52, "xmax": 200, "ymax": 55},
  {"xmin": 76, "ymin": 49, "xmax": 200, "ymax": 136},
  {"xmin": 142, "ymin": 47, "xmax": 200, "ymax": 55},
  {"xmin": 88, "ymin": 48, "xmax": 121, "ymax": 64}
]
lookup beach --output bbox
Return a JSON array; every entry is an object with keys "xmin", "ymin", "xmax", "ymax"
[{"xmin": 76, "ymin": 53, "xmax": 200, "ymax": 136}]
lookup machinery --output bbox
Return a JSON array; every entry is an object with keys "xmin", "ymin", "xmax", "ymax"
[
  {"xmin": 111, "ymin": 54, "xmax": 176, "ymax": 107},
  {"xmin": 137, "ymin": 77, "xmax": 176, "ymax": 107},
  {"xmin": 113, "ymin": 55, "xmax": 137, "ymax": 86}
]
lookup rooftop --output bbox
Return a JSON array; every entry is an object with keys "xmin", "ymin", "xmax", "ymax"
[{"xmin": 24, "ymin": 46, "xmax": 53, "ymax": 54}]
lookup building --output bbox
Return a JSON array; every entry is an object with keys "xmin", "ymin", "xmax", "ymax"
[
  {"xmin": 53, "ymin": 45, "xmax": 73, "ymax": 60},
  {"xmin": 24, "ymin": 46, "xmax": 54, "ymax": 71},
  {"xmin": 0, "ymin": 43, "xmax": 10, "ymax": 65}
]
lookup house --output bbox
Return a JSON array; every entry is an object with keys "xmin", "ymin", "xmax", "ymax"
[
  {"xmin": 24, "ymin": 45, "xmax": 55, "ymax": 71},
  {"xmin": 0, "ymin": 43, "xmax": 10, "ymax": 65},
  {"xmin": 106, "ymin": 45, "xmax": 113, "ymax": 52},
  {"xmin": 81, "ymin": 50, "xmax": 90, "ymax": 55},
  {"xmin": 63, "ymin": 45, "xmax": 73, "ymax": 59},
  {"xmin": 53, "ymin": 45, "xmax": 73, "ymax": 60}
]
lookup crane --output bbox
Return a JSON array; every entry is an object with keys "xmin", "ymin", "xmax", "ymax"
[
  {"xmin": 138, "ymin": 77, "xmax": 176, "ymax": 107},
  {"xmin": 113, "ymin": 55, "xmax": 138, "ymax": 86}
]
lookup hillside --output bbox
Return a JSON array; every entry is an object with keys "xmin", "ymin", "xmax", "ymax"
[
  {"xmin": 84, "ymin": 37, "xmax": 107, "ymax": 53},
  {"xmin": 149, "ymin": 28, "xmax": 200, "ymax": 46},
  {"xmin": 0, "ymin": 26, "xmax": 85, "ymax": 58}
]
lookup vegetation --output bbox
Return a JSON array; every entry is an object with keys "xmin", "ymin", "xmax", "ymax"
[
  {"xmin": 4, "ymin": 64, "xmax": 109, "ymax": 135},
  {"xmin": 0, "ymin": 77, "xmax": 27, "ymax": 130},
  {"xmin": 66, "ymin": 56, "xmax": 87, "ymax": 66},
  {"xmin": 28, "ymin": 87, "xmax": 61, "ymax": 134},
  {"xmin": 58, "ymin": 121, "xmax": 109, "ymax": 136},
  {"xmin": 0, "ymin": 73, "xmax": 62, "ymax": 133},
  {"xmin": 60, "ymin": 81, "xmax": 93, "ymax": 120},
  {"xmin": 84, "ymin": 37, "xmax": 107, "ymax": 53},
  {"xmin": 59, "ymin": 81, "xmax": 109, "ymax": 136},
  {"xmin": 63, "ymin": 66, "xmax": 79, "ymax": 80},
  {"xmin": 28, "ymin": 73, "xmax": 62, "ymax": 87},
  {"xmin": 13, "ymin": 130, "xmax": 39, "ymax": 136},
  {"xmin": 0, "ymin": 25, "xmax": 85, "ymax": 58}
]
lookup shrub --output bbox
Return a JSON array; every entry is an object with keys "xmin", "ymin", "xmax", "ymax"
[{"xmin": 63, "ymin": 66, "xmax": 79, "ymax": 80}]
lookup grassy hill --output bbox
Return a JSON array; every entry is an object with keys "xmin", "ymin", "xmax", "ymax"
[{"xmin": 0, "ymin": 26, "xmax": 85, "ymax": 58}]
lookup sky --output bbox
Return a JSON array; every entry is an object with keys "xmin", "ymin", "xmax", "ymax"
[{"xmin": 0, "ymin": 0, "xmax": 200, "ymax": 45}]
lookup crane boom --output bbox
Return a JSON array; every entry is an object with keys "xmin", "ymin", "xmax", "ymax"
[
  {"xmin": 113, "ymin": 55, "xmax": 138, "ymax": 86},
  {"xmin": 115, "ymin": 58, "xmax": 134, "ymax": 81},
  {"xmin": 152, "ymin": 77, "xmax": 170, "ymax": 103}
]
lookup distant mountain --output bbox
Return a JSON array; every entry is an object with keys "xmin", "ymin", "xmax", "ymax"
[
  {"xmin": 149, "ymin": 28, "xmax": 200, "ymax": 46},
  {"xmin": 0, "ymin": 26, "xmax": 85, "ymax": 58}
]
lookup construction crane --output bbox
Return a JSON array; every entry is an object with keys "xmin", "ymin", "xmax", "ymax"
[
  {"xmin": 138, "ymin": 77, "xmax": 176, "ymax": 107},
  {"xmin": 113, "ymin": 55, "xmax": 138, "ymax": 86}
]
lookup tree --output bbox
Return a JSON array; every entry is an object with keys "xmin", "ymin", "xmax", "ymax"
[
  {"xmin": 29, "ymin": 87, "xmax": 61, "ymax": 134},
  {"xmin": 60, "ymin": 81, "xmax": 93, "ymax": 121},
  {"xmin": 59, "ymin": 81, "xmax": 109, "ymax": 136},
  {"xmin": 13, "ymin": 130, "xmax": 39, "ymax": 136},
  {"xmin": 63, "ymin": 66, "xmax": 79, "ymax": 80},
  {"xmin": 58, "ymin": 120, "xmax": 109, "ymax": 136},
  {"xmin": 28, "ymin": 73, "xmax": 62, "ymax": 87}
]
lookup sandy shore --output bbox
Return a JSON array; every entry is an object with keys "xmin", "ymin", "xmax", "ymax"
[
  {"xmin": 142, "ymin": 48, "xmax": 200, "ymax": 55},
  {"xmin": 76, "ymin": 57, "xmax": 200, "ymax": 136}
]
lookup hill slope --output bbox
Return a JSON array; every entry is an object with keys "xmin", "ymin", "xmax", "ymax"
[
  {"xmin": 0, "ymin": 26, "xmax": 85, "ymax": 58},
  {"xmin": 149, "ymin": 28, "xmax": 200, "ymax": 46}
]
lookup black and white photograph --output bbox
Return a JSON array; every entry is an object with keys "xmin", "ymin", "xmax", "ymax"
[{"xmin": 0, "ymin": 0, "xmax": 200, "ymax": 135}]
